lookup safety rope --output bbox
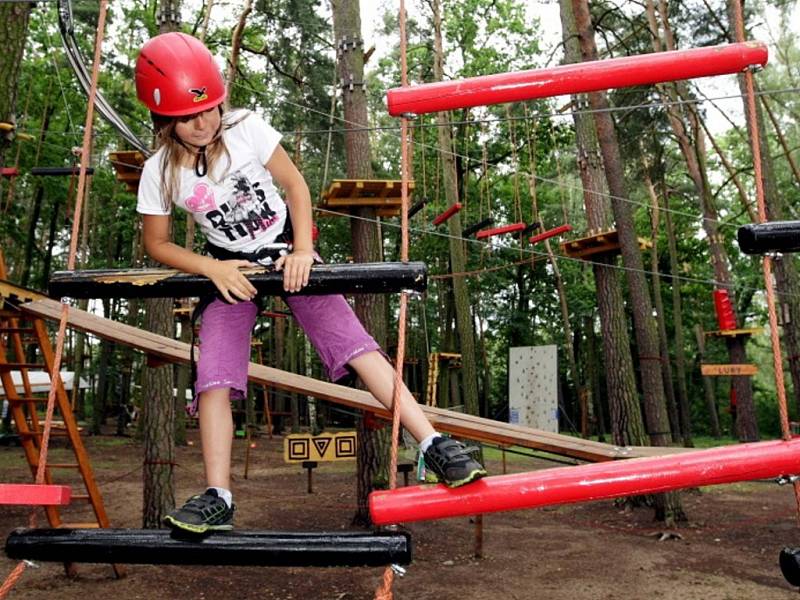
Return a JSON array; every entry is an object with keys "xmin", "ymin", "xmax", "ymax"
[
  {"xmin": 374, "ymin": 1, "xmax": 411, "ymax": 598},
  {"xmin": 0, "ymin": 2, "xmax": 109, "ymax": 598},
  {"xmin": 729, "ymin": 0, "xmax": 800, "ymax": 522}
]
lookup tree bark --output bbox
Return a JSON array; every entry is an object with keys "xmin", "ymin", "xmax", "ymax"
[
  {"xmin": 0, "ymin": 2, "xmax": 31, "ymax": 165},
  {"xmin": 559, "ymin": 0, "xmax": 645, "ymax": 448},
  {"xmin": 642, "ymin": 163, "xmax": 680, "ymax": 443},
  {"xmin": 573, "ymin": 0, "xmax": 683, "ymax": 523},
  {"xmin": 331, "ymin": 0, "xmax": 387, "ymax": 527},
  {"xmin": 651, "ymin": 0, "xmax": 757, "ymax": 441},
  {"xmin": 141, "ymin": 0, "xmax": 180, "ymax": 529},
  {"xmin": 431, "ymin": 0, "xmax": 480, "ymax": 417},
  {"xmin": 663, "ymin": 193, "xmax": 695, "ymax": 444}
]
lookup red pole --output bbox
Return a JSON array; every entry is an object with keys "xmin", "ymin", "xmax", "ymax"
[
  {"xmin": 369, "ymin": 438, "xmax": 800, "ymax": 524},
  {"xmin": 432, "ymin": 202, "xmax": 462, "ymax": 226},
  {"xmin": 475, "ymin": 222, "xmax": 526, "ymax": 239},
  {"xmin": 529, "ymin": 223, "xmax": 573, "ymax": 245},
  {"xmin": 387, "ymin": 42, "xmax": 767, "ymax": 116}
]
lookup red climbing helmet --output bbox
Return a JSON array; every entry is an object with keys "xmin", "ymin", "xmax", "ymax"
[{"xmin": 135, "ymin": 32, "xmax": 226, "ymax": 117}]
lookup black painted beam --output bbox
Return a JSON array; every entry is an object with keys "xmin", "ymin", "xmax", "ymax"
[
  {"xmin": 781, "ymin": 547, "xmax": 800, "ymax": 587},
  {"xmin": 737, "ymin": 221, "xmax": 800, "ymax": 255},
  {"xmin": 30, "ymin": 167, "xmax": 95, "ymax": 176},
  {"xmin": 49, "ymin": 262, "xmax": 427, "ymax": 299},
  {"xmin": 5, "ymin": 528, "xmax": 412, "ymax": 567},
  {"xmin": 463, "ymin": 218, "xmax": 494, "ymax": 238}
]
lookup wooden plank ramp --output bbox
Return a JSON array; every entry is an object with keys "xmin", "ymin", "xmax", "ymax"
[{"xmin": 16, "ymin": 292, "xmax": 689, "ymax": 463}]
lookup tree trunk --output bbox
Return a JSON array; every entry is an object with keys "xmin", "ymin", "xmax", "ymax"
[
  {"xmin": 142, "ymin": 300, "xmax": 176, "ymax": 528},
  {"xmin": 572, "ymin": 0, "xmax": 683, "ymax": 523},
  {"xmin": 331, "ymin": 0, "xmax": 392, "ymax": 527},
  {"xmin": 663, "ymin": 193, "xmax": 695, "ymax": 444},
  {"xmin": 651, "ymin": 0, "xmax": 757, "ymax": 441},
  {"xmin": 0, "ymin": 2, "xmax": 31, "ymax": 165},
  {"xmin": 642, "ymin": 164, "xmax": 680, "ymax": 443},
  {"xmin": 559, "ymin": 0, "xmax": 644, "ymax": 448},
  {"xmin": 431, "ymin": 0, "xmax": 479, "ymax": 417},
  {"xmin": 141, "ymin": 0, "xmax": 180, "ymax": 529}
]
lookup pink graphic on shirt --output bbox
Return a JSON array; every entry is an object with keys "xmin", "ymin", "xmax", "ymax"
[{"xmin": 184, "ymin": 183, "xmax": 217, "ymax": 213}]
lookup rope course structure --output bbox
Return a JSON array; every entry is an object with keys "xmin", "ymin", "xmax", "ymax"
[
  {"xmin": 3, "ymin": 0, "xmax": 800, "ymax": 596},
  {"xmin": 368, "ymin": 5, "xmax": 800, "ymax": 596}
]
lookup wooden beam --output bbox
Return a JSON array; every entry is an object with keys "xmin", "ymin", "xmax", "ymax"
[
  {"xmin": 5, "ymin": 528, "xmax": 412, "ymax": 567},
  {"xmin": 48, "ymin": 262, "xmax": 427, "ymax": 299},
  {"xmin": 16, "ymin": 293, "xmax": 692, "ymax": 462}
]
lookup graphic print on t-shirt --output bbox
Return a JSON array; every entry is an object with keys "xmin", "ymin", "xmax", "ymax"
[
  {"xmin": 185, "ymin": 182, "xmax": 217, "ymax": 213},
  {"xmin": 194, "ymin": 170, "xmax": 279, "ymax": 242}
]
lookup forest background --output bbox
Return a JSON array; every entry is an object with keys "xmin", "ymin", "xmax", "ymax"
[{"xmin": 1, "ymin": 0, "xmax": 799, "ymax": 522}]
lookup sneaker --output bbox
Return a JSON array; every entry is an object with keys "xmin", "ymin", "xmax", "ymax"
[
  {"xmin": 163, "ymin": 488, "xmax": 235, "ymax": 534},
  {"xmin": 423, "ymin": 436, "xmax": 487, "ymax": 488}
]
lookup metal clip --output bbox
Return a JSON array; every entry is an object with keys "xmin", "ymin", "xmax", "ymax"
[
  {"xmin": 254, "ymin": 243, "xmax": 290, "ymax": 268},
  {"xmin": 776, "ymin": 474, "xmax": 800, "ymax": 486},
  {"xmin": 391, "ymin": 564, "xmax": 407, "ymax": 577},
  {"xmin": 23, "ymin": 560, "xmax": 39, "ymax": 569}
]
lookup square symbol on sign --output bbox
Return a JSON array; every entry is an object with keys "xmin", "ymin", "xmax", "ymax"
[
  {"xmin": 289, "ymin": 438, "xmax": 310, "ymax": 461},
  {"xmin": 336, "ymin": 436, "xmax": 355, "ymax": 458}
]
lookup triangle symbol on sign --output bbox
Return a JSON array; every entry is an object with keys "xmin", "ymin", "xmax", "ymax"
[{"xmin": 313, "ymin": 437, "xmax": 332, "ymax": 457}]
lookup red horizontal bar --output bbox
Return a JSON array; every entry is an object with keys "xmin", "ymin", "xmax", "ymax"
[
  {"xmin": 475, "ymin": 222, "xmax": 526, "ymax": 239},
  {"xmin": 370, "ymin": 438, "xmax": 800, "ymax": 524},
  {"xmin": 529, "ymin": 224, "xmax": 573, "ymax": 244},
  {"xmin": 432, "ymin": 202, "xmax": 462, "ymax": 226},
  {"xmin": 261, "ymin": 310, "xmax": 289, "ymax": 319},
  {"xmin": 1, "ymin": 167, "xmax": 19, "ymax": 177},
  {"xmin": 0, "ymin": 484, "xmax": 72, "ymax": 506},
  {"xmin": 387, "ymin": 42, "xmax": 768, "ymax": 116}
]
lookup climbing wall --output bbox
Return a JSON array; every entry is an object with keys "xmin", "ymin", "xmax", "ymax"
[{"xmin": 508, "ymin": 345, "xmax": 558, "ymax": 432}]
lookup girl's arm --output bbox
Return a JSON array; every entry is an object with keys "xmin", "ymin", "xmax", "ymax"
[
  {"xmin": 266, "ymin": 145, "xmax": 315, "ymax": 293},
  {"xmin": 142, "ymin": 213, "xmax": 257, "ymax": 303}
]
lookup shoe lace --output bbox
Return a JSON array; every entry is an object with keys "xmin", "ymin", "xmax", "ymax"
[
  {"xmin": 428, "ymin": 439, "xmax": 478, "ymax": 467},
  {"xmin": 182, "ymin": 493, "xmax": 224, "ymax": 516}
]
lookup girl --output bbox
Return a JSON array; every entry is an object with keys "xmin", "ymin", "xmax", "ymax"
[{"xmin": 134, "ymin": 32, "xmax": 486, "ymax": 534}]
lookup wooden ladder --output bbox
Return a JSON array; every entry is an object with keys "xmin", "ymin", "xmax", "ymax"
[{"xmin": 0, "ymin": 260, "xmax": 123, "ymax": 577}]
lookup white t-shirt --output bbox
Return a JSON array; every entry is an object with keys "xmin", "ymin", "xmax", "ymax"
[{"xmin": 137, "ymin": 110, "xmax": 288, "ymax": 255}]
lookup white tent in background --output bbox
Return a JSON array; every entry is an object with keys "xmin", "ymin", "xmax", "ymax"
[{"xmin": 1, "ymin": 371, "xmax": 90, "ymax": 396}]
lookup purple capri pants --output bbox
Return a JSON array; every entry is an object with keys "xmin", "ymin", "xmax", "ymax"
[{"xmin": 193, "ymin": 294, "xmax": 380, "ymax": 403}]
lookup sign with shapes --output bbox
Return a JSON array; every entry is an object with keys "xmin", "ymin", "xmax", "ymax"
[
  {"xmin": 509, "ymin": 345, "xmax": 558, "ymax": 432},
  {"xmin": 701, "ymin": 364, "xmax": 758, "ymax": 376},
  {"xmin": 284, "ymin": 431, "xmax": 358, "ymax": 463}
]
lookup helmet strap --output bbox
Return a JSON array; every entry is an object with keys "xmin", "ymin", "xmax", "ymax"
[{"xmin": 194, "ymin": 149, "xmax": 208, "ymax": 177}]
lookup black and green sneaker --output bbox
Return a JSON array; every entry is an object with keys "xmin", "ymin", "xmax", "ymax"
[
  {"xmin": 163, "ymin": 489, "xmax": 235, "ymax": 534},
  {"xmin": 423, "ymin": 436, "xmax": 487, "ymax": 488}
]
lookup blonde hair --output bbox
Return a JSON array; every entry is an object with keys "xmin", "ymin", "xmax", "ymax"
[{"xmin": 151, "ymin": 107, "xmax": 250, "ymax": 212}]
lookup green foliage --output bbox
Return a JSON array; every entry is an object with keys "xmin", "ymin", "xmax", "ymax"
[{"xmin": 2, "ymin": 0, "xmax": 798, "ymax": 440}]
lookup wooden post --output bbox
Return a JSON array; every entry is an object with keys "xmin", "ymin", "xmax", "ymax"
[{"xmin": 302, "ymin": 461, "xmax": 317, "ymax": 494}]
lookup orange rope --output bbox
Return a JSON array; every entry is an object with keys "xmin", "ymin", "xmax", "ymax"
[
  {"xmin": 374, "ymin": 1, "xmax": 410, "ymax": 598},
  {"xmin": 729, "ymin": 0, "xmax": 800, "ymax": 520},
  {"xmin": 0, "ymin": 2, "xmax": 109, "ymax": 597}
]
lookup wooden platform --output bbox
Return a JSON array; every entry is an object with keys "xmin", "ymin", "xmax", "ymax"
[
  {"xmin": 561, "ymin": 229, "xmax": 652, "ymax": 259},
  {"xmin": 7, "ymin": 288, "xmax": 692, "ymax": 464},
  {"xmin": 319, "ymin": 179, "xmax": 415, "ymax": 218},
  {"xmin": 704, "ymin": 327, "xmax": 763, "ymax": 338},
  {"xmin": 109, "ymin": 150, "xmax": 145, "ymax": 194}
]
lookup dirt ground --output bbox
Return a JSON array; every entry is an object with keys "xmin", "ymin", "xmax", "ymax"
[{"xmin": 1, "ymin": 430, "xmax": 799, "ymax": 599}]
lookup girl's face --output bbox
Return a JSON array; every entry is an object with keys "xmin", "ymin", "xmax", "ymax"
[{"xmin": 174, "ymin": 106, "xmax": 221, "ymax": 148}]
